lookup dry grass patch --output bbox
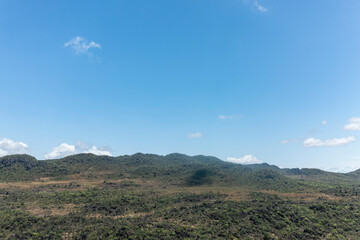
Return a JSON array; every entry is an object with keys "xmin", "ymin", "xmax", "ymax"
[
  {"xmin": 0, "ymin": 180, "xmax": 75, "ymax": 189},
  {"xmin": 262, "ymin": 190, "xmax": 344, "ymax": 201},
  {"xmin": 27, "ymin": 203, "xmax": 76, "ymax": 217},
  {"xmin": 86, "ymin": 211, "xmax": 154, "ymax": 219},
  {"xmin": 156, "ymin": 185, "xmax": 250, "ymax": 202}
]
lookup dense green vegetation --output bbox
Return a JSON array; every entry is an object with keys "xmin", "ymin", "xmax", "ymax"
[{"xmin": 1, "ymin": 153, "xmax": 360, "ymax": 239}]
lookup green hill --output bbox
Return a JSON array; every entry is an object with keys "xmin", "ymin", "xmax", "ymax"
[
  {"xmin": 0, "ymin": 153, "xmax": 304, "ymax": 191},
  {"xmin": 3, "ymin": 153, "xmax": 358, "ymax": 191}
]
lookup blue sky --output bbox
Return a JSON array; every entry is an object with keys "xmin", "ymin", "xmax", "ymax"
[{"xmin": 1, "ymin": 0, "xmax": 360, "ymax": 172}]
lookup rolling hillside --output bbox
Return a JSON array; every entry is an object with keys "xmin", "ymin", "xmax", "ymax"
[
  {"xmin": 0, "ymin": 153, "xmax": 308, "ymax": 190},
  {"xmin": 1, "ymin": 153, "xmax": 360, "ymax": 239}
]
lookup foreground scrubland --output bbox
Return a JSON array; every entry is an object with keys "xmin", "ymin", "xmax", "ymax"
[{"xmin": 1, "ymin": 153, "xmax": 360, "ymax": 239}]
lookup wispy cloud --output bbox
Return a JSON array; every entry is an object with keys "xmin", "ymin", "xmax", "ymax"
[
  {"xmin": 303, "ymin": 136, "xmax": 355, "ymax": 147},
  {"xmin": 45, "ymin": 142, "xmax": 112, "ymax": 159},
  {"xmin": 280, "ymin": 138, "xmax": 302, "ymax": 144},
  {"xmin": 218, "ymin": 115, "xmax": 242, "ymax": 120},
  {"xmin": 64, "ymin": 36, "xmax": 101, "ymax": 56},
  {"xmin": 0, "ymin": 138, "xmax": 30, "ymax": 157},
  {"xmin": 188, "ymin": 132, "xmax": 203, "ymax": 139},
  {"xmin": 226, "ymin": 155, "xmax": 262, "ymax": 164},
  {"xmin": 344, "ymin": 117, "xmax": 360, "ymax": 131},
  {"xmin": 254, "ymin": 1, "xmax": 267, "ymax": 12},
  {"xmin": 322, "ymin": 120, "xmax": 327, "ymax": 125}
]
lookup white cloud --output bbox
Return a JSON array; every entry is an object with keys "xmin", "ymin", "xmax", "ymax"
[
  {"xmin": 280, "ymin": 138, "xmax": 302, "ymax": 144},
  {"xmin": 318, "ymin": 159, "xmax": 360, "ymax": 173},
  {"xmin": 64, "ymin": 36, "xmax": 101, "ymax": 55},
  {"xmin": 188, "ymin": 132, "xmax": 203, "ymax": 139},
  {"xmin": 322, "ymin": 120, "xmax": 327, "ymax": 125},
  {"xmin": 84, "ymin": 146, "xmax": 112, "ymax": 156},
  {"xmin": 45, "ymin": 143, "xmax": 76, "ymax": 159},
  {"xmin": 45, "ymin": 142, "xmax": 112, "ymax": 159},
  {"xmin": 303, "ymin": 136, "xmax": 355, "ymax": 147},
  {"xmin": 226, "ymin": 155, "xmax": 263, "ymax": 164},
  {"xmin": 0, "ymin": 138, "xmax": 30, "ymax": 157},
  {"xmin": 75, "ymin": 141, "xmax": 91, "ymax": 151},
  {"xmin": 311, "ymin": 156, "xmax": 360, "ymax": 173},
  {"xmin": 254, "ymin": 1, "xmax": 267, "ymax": 12},
  {"xmin": 0, "ymin": 149, "xmax": 7, "ymax": 156},
  {"xmin": 218, "ymin": 115, "xmax": 242, "ymax": 120},
  {"xmin": 344, "ymin": 117, "xmax": 360, "ymax": 131},
  {"xmin": 324, "ymin": 165, "xmax": 359, "ymax": 173}
]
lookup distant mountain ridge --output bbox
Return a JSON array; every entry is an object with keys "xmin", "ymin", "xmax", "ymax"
[{"xmin": 0, "ymin": 153, "xmax": 358, "ymax": 190}]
